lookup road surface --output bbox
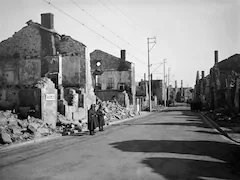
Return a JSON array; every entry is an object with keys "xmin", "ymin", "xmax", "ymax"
[{"xmin": 0, "ymin": 106, "xmax": 239, "ymax": 180}]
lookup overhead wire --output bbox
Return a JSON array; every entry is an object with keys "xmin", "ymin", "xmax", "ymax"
[
  {"xmin": 43, "ymin": 0, "xmax": 147, "ymax": 65},
  {"xmin": 70, "ymin": 0, "xmax": 147, "ymax": 59},
  {"xmin": 97, "ymin": 0, "xmax": 135, "ymax": 29},
  {"xmin": 70, "ymin": 0, "xmax": 131, "ymax": 46},
  {"xmin": 106, "ymin": 0, "xmax": 148, "ymax": 38},
  {"xmin": 97, "ymin": 0, "xmax": 148, "ymax": 56}
]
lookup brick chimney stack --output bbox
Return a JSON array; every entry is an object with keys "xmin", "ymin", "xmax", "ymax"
[
  {"xmin": 40, "ymin": 13, "xmax": 56, "ymax": 57},
  {"xmin": 41, "ymin": 13, "xmax": 54, "ymax": 29},
  {"xmin": 121, "ymin": 50, "xmax": 126, "ymax": 60},
  {"xmin": 181, "ymin": 80, "xmax": 183, "ymax": 97},
  {"xmin": 214, "ymin": 50, "xmax": 218, "ymax": 64},
  {"xmin": 202, "ymin": 71, "xmax": 205, "ymax": 79}
]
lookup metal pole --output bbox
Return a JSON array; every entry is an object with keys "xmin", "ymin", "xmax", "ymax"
[
  {"xmin": 147, "ymin": 38, "xmax": 152, "ymax": 112},
  {"xmin": 167, "ymin": 67, "xmax": 170, "ymax": 101},
  {"xmin": 163, "ymin": 59, "xmax": 166, "ymax": 107}
]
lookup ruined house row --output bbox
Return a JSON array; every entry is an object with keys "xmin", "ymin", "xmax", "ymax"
[
  {"xmin": 194, "ymin": 50, "xmax": 240, "ymax": 113},
  {"xmin": 0, "ymin": 13, "xmax": 136, "ymax": 124}
]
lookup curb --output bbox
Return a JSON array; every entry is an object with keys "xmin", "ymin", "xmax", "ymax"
[
  {"xmin": 200, "ymin": 112, "xmax": 240, "ymax": 145},
  {"xmin": 107, "ymin": 111, "xmax": 153, "ymax": 126},
  {"xmin": 0, "ymin": 111, "xmax": 153, "ymax": 152},
  {"xmin": 0, "ymin": 134, "xmax": 62, "ymax": 152}
]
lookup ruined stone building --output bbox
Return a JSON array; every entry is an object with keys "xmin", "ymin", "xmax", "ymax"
[
  {"xmin": 135, "ymin": 77, "xmax": 163, "ymax": 110},
  {"xmin": 0, "ymin": 13, "xmax": 95, "ymax": 126},
  {"xmin": 194, "ymin": 51, "xmax": 240, "ymax": 112},
  {"xmin": 90, "ymin": 50, "xmax": 135, "ymax": 108}
]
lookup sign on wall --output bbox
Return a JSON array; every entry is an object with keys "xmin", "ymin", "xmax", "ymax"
[{"xmin": 45, "ymin": 94, "xmax": 55, "ymax": 101}]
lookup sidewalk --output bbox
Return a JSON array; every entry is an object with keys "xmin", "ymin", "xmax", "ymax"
[
  {"xmin": 0, "ymin": 111, "xmax": 153, "ymax": 152},
  {"xmin": 200, "ymin": 112, "xmax": 240, "ymax": 145}
]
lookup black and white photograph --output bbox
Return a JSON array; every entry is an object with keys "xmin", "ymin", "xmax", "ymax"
[{"xmin": 0, "ymin": 0, "xmax": 240, "ymax": 179}]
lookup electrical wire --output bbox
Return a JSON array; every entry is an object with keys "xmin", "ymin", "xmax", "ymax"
[
  {"xmin": 70, "ymin": 0, "xmax": 130, "ymax": 46},
  {"xmin": 70, "ymin": 0, "xmax": 147, "ymax": 57},
  {"xmin": 97, "ymin": 0, "xmax": 148, "ymax": 55},
  {"xmin": 106, "ymin": 0, "xmax": 147, "ymax": 38},
  {"xmin": 43, "ymin": 0, "xmax": 147, "ymax": 65},
  {"xmin": 97, "ymin": 0, "xmax": 134, "ymax": 29}
]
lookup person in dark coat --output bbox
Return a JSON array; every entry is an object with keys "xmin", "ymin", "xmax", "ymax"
[
  {"xmin": 88, "ymin": 104, "xmax": 97, "ymax": 135},
  {"xmin": 97, "ymin": 104, "xmax": 105, "ymax": 131}
]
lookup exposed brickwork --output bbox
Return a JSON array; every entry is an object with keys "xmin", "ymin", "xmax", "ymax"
[
  {"xmin": 90, "ymin": 49, "xmax": 135, "ymax": 105},
  {"xmin": 62, "ymin": 55, "xmax": 85, "ymax": 88},
  {"xmin": 90, "ymin": 50, "xmax": 131, "ymax": 71},
  {"xmin": 19, "ymin": 59, "xmax": 41, "ymax": 85},
  {"xmin": 0, "ymin": 25, "xmax": 41, "ymax": 59},
  {"xmin": 58, "ymin": 35, "xmax": 86, "ymax": 57}
]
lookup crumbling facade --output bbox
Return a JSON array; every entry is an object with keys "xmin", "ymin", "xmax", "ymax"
[
  {"xmin": 90, "ymin": 49, "xmax": 135, "ymax": 108},
  {"xmin": 195, "ymin": 51, "xmax": 240, "ymax": 113},
  {"xmin": 0, "ymin": 13, "xmax": 95, "ymax": 126},
  {"xmin": 136, "ymin": 77, "xmax": 162, "ymax": 110}
]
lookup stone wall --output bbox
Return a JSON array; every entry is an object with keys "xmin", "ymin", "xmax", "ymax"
[
  {"xmin": 95, "ymin": 90, "xmax": 128, "ymax": 107},
  {"xmin": 98, "ymin": 71, "xmax": 131, "ymax": 90},
  {"xmin": 0, "ymin": 88, "xmax": 18, "ymax": 110},
  {"xmin": 0, "ymin": 60, "xmax": 19, "ymax": 85},
  {"xmin": 19, "ymin": 59, "xmax": 41, "ymax": 85},
  {"xmin": 0, "ymin": 59, "xmax": 41, "ymax": 86},
  {"xmin": 90, "ymin": 50, "xmax": 131, "ymax": 71},
  {"xmin": 0, "ymin": 25, "xmax": 41, "ymax": 59},
  {"xmin": 62, "ymin": 55, "xmax": 86, "ymax": 88},
  {"xmin": 58, "ymin": 35, "xmax": 86, "ymax": 57},
  {"xmin": 36, "ymin": 77, "xmax": 57, "ymax": 128}
]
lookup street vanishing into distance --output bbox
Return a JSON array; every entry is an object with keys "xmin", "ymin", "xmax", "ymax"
[{"xmin": 0, "ymin": 104, "xmax": 240, "ymax": 180}]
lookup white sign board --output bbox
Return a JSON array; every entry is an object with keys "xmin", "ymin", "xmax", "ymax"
[{"xmin": 46, "ymin": 94, "xmax": 55, "ymax": 101}]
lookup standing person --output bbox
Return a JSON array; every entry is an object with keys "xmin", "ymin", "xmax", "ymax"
[
  {"xmin": 88, "ymin": 104, "xmax": 97, "ymax": 135},
  {"xmin": 97, "ymin": 103, "xmax": 105, "ymax": 131}
]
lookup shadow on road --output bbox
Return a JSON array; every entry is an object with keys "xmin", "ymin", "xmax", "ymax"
[
  {"xmin": 123, "ymin": 110, "xmax": 210, "ymax": 129},
  {"xmin": 187, "ymin": 130, "xmax": 220, "ymax": 135},
  {"xmin": 123, "ymin": 122, "xmax": 211, "ymax": 129},
  {"xmin": 110, "ymin": 140, "xmax": 240, "ymax": 179},
  {"xmin": 142, "ymin": 157, "xmax": 238, "ymax": 180}
]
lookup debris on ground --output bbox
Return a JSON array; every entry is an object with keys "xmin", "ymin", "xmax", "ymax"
[
  {"xmin": 203, "ymin": 109, "xmax": 240, "ymax": 142},
  {"xmin": 100, "ymin": 101, "xmax": 138, "ymax": 124},
  {"xmin": 0, "ymin": 100, "xmax": 139, "ymax": 146},
  {"xmin": 0, "ymin": 110, "xmax": 61, "ymax": 145}
]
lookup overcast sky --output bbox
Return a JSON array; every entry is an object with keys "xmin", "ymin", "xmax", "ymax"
[{"xmin": 0, "ymin": 0, "xmax": 239, "ymax": 87}]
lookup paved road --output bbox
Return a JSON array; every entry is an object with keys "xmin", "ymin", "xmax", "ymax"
[{"xmin": 0, "ymin": 106, "xmax": 240, "ymax": 180}]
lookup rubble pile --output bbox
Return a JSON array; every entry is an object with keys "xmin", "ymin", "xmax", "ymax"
[
  {"xmin": 101, "ymin": 101, "xmax": 136, "ymax": 123},
  {"xmin": 56, "ymin": 113, "xmax": 83, "ymax": 136},
  {"xmin": 0, "ymin": 101, "xmax": 138, "ymax": 145},
  {"xmin": 204, "ymin": 108, "xmax": 240, "ymax": 122},
  {"xmin": 0, "ymin": 110, "xmax": 57, "ymax": 145}
]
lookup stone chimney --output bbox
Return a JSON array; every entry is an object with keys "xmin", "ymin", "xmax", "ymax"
[
  {"xmin": 41, "ymin": 13, "xmax": 54, "ymax": 29},
  {"xmin": 196, "ymin": 71, "xmax": 199, "ymax": 84},
  {"xmin": 214, "ymin": 50, "xmax": 218, "ymax": 64},
  {"xmin": 202, "ymin": 71, "xmax": 205, "ymax": 79},
  {"xmin": 181, "ymin": 80, "xmax": 183, "ymax": 96},
  {"xmin": 40, "ymin": 13, "xmax": 56, "ymax": 57},
  {"xmin": 121, "ymin": 50, "xmax": 126, "ymax": 60}
]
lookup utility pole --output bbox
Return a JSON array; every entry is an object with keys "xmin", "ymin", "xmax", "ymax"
[
  {"xmin": 147, "ymin": 37, "xmax": 156, "ymax": 112},
  {"xmin": 163, "ymin": 59, "xmax": 167, "ymax": 107},
  {"xmin": 167, "ymin": 67, "xmax": 170, "ymax": 101}
]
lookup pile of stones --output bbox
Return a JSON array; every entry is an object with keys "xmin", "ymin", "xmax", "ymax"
[
  {"xmin": 0, "ymin": 110, "xmax": 57, "ymax": 145},
  {"xmin": 101, "ymin": 101, "xmax": 136, "ymax": 123}
]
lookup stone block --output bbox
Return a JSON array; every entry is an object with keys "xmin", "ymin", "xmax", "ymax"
[
  {"xmin": 0, "ymin": 114, "xmax": 8, "ymax": 126},
  {"xmin": 0, "ymin": 132, "xmax": 12, "ymax": 144},
  {"xmin": 27, "ymin": 123, "xmax": 39, "ymax": 133}
]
